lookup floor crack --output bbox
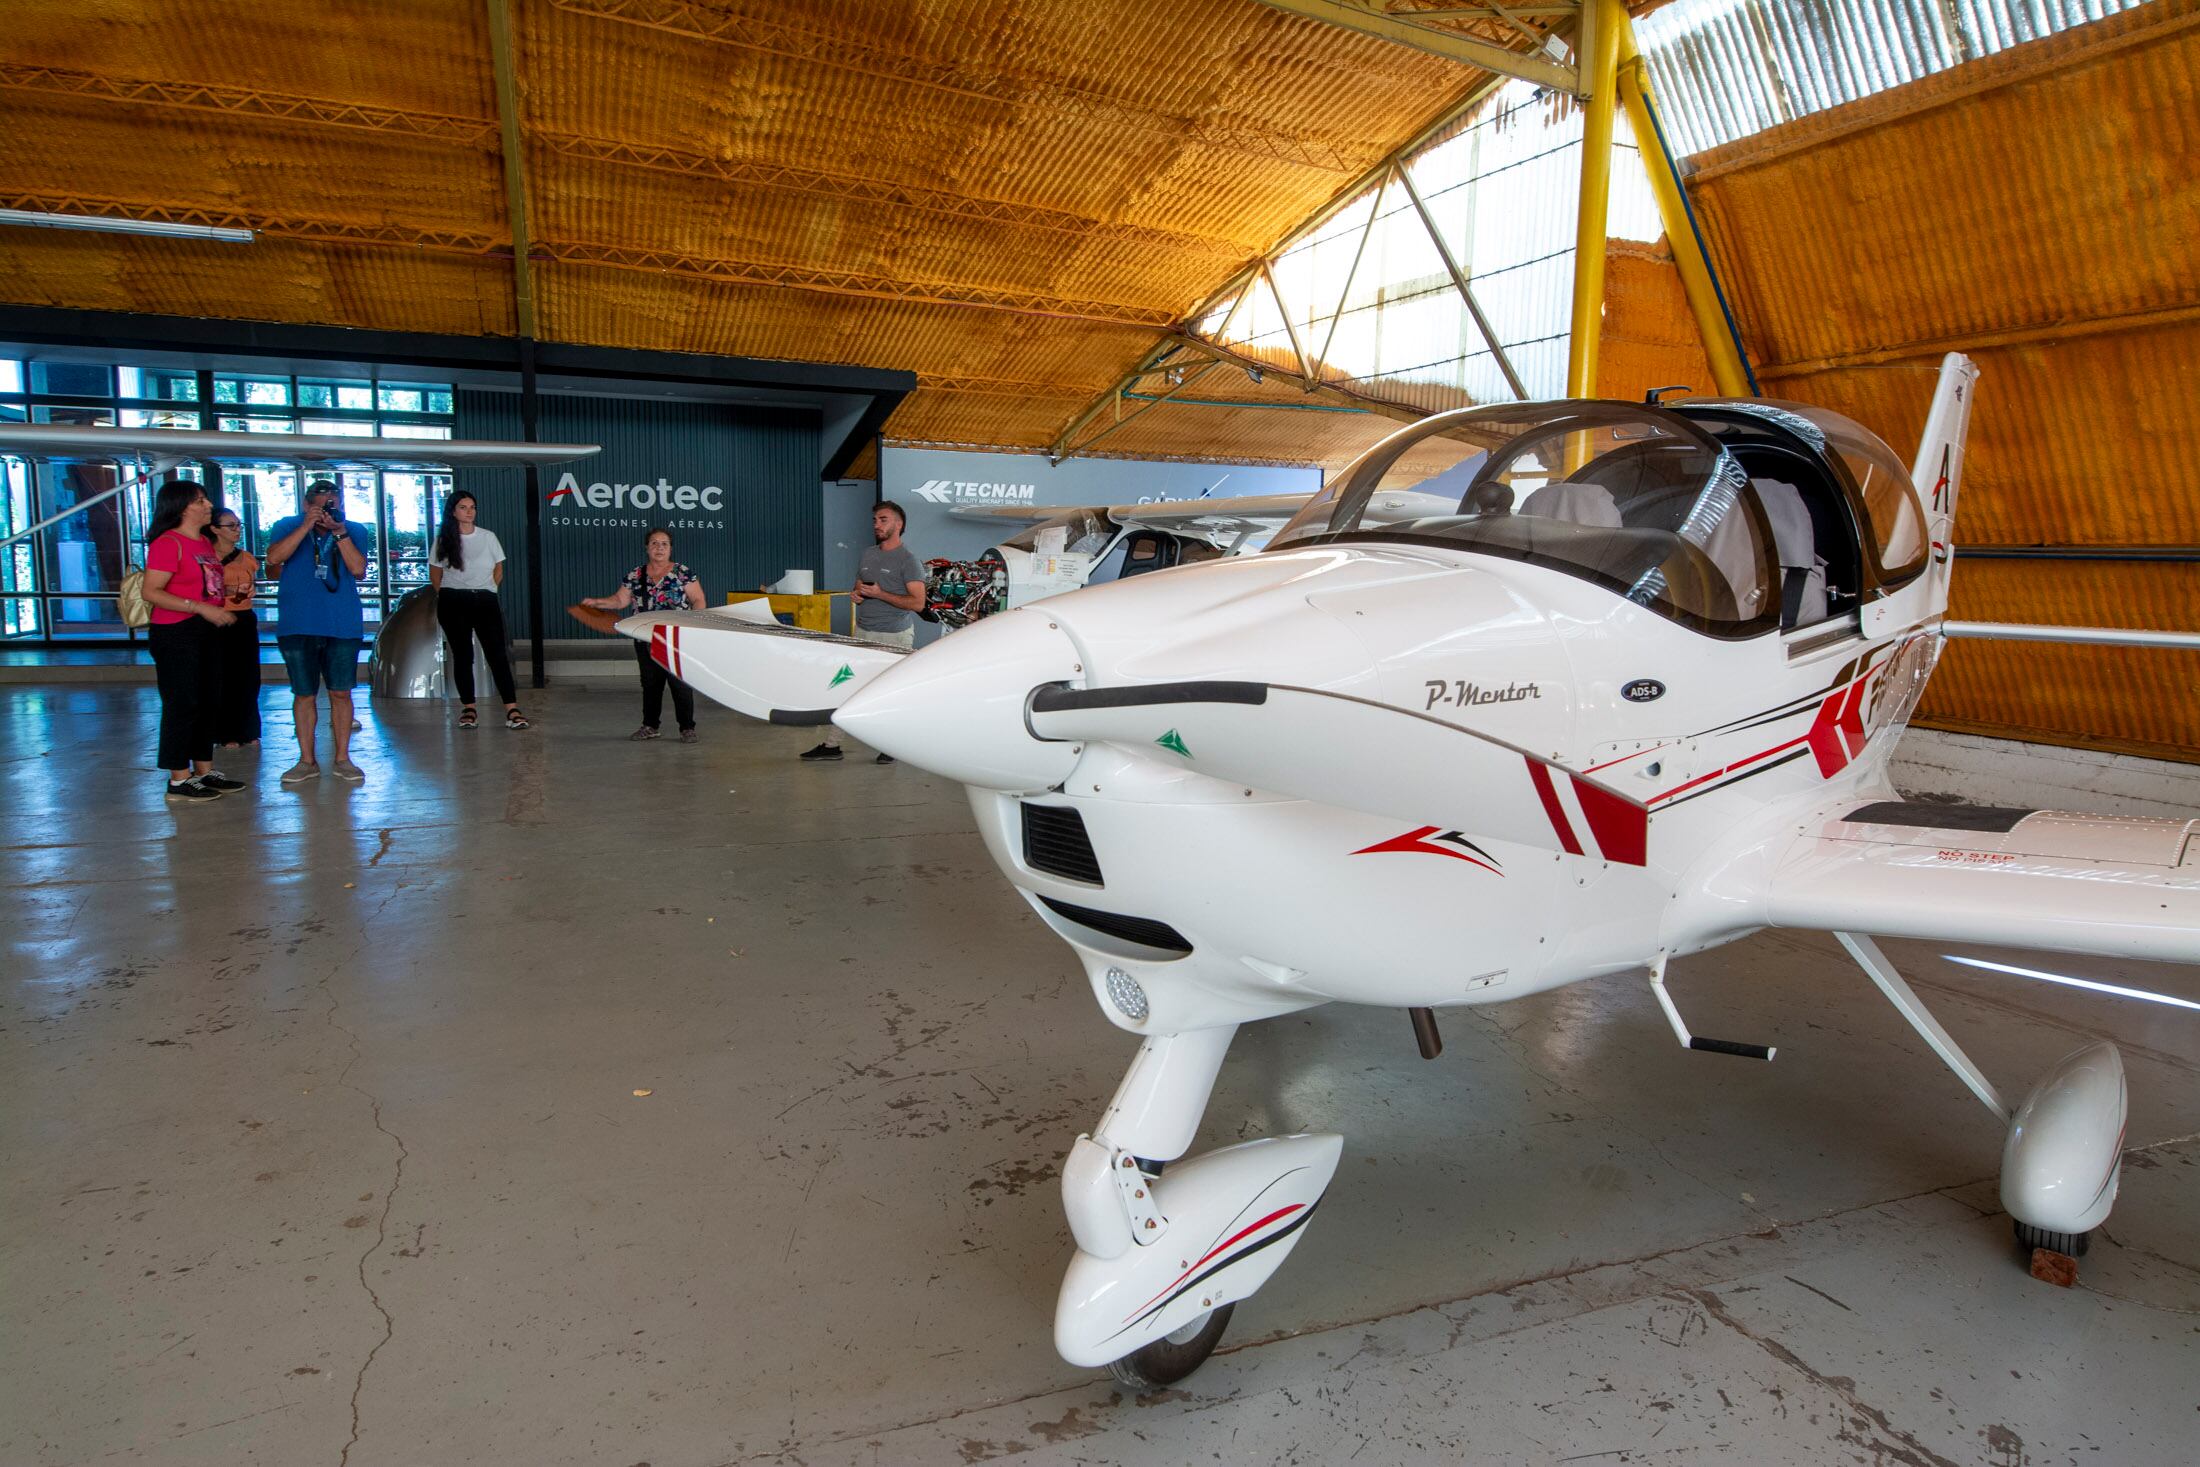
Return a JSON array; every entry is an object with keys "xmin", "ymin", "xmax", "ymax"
[
  {"xmin": 1683, "ymin": 1286, "xmax": 1964, "ymax": 1467},
  {"xmin": 323, "ymin": 949, "xmax": 409, "ymax": 1467}
]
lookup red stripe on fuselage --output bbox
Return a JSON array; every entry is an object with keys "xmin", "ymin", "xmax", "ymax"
[
  {"xmin": 1571, "ymin": 777, "xmax": 1647, "ymax": 866},
  {"xmin": 1526, "ymin": 759, "xmax": 1585, "ymax": 856}
]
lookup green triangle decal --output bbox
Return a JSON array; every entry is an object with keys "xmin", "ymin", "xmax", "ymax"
[
  {"xmin": 1156, "ymin": 728, "xmax": 1190, "ymax": 758},
  {"xmin": 829, "ymin": 663, "xmax": 854, "ymax": 688}
]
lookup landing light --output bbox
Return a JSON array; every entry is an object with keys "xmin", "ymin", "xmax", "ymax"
[
  {"xmin": 1942, "ymin": 955, "xmax": 2200, "ymax": 1013},
  {"xmin": 1104, "ymin": 967, "xmax": 1149, "ymax": 1023}
]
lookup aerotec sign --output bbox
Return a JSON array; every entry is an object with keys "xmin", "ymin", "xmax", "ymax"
[
  {"xmin": 911, "ymin": 477, "xmax": 1036, "ymax": 506},
  {"xmin": 547, "ymin": 470, "xmax": 726, "ymax": 531}
]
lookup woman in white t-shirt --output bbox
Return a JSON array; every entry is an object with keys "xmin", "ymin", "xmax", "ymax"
[{"xmin": 429, "ymin": 491, "xmax": 527, "ymax": 729}]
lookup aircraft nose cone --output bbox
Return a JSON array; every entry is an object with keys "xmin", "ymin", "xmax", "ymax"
[{"xmin": 833, "ymin": 609, "xmax": 1086, "ymax": 791}]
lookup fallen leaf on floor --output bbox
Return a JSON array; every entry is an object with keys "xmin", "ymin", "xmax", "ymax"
[{"xmin": 632, "ymin": 1088, "xmax": 653, "ymax": 1098}]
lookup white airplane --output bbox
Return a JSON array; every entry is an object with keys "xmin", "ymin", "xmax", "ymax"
[
  {"xmin": 620, "ymin": 357, "xmax": 2198, "ymax": 1388},
  {"xmin": 921, "ymin": 493, "xmax": 1312, "ymax": 626}
]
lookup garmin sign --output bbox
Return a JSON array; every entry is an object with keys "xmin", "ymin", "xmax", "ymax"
[{"xmin": 548, "ymin": 472, "xmax": 726, "ymax": 524}]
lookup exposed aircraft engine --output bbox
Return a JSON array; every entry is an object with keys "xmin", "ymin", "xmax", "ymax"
[{"xmin": 923, "ymin": 553, "xmax": 1008, "ymax": 628}]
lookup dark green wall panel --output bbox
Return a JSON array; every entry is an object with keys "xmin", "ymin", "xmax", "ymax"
[{"xmin": 454, "ymin": 391, "xmax": 819, "ymax": 625}]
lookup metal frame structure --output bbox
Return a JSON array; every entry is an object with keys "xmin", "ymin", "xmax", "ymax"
[
  {"xmin": 1248, "ymin": 0, "xmax": 1581, "ymax": 92},
  {"xmin": 1052, "ymin": 0, "xmax": 1764, "ymax": 462}
]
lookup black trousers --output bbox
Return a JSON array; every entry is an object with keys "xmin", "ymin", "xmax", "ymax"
[
  {"xmin": 148, "ymin": 618, "xmax": 213, "ymax": 772},
  {"xmin": 633, "ymin": 641, "xmax": 696, "ymax": 731},
  {"xmin": 208, "ymin": 609, "xmax": 263, "ymax": 746},
  {"xmin": 435, "ymin": 589, "xmax": 519, "ymax": 706}
]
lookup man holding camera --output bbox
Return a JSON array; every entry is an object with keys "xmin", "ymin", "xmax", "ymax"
[{"xmin": 265, "ymin": 479, "xmax": 374, "ymax": 785}]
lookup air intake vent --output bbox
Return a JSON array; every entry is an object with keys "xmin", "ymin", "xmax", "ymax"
[
  {"xmin": 1037, "ymin": 896, "xmax": 1192, "ymax": 955},
  {"xmin": 1022, "ymin": 803, "xmax": 1104, "ymax": 886}
]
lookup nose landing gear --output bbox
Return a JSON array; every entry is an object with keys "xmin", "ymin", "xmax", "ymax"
[{"xmin": 1107, "ymin": 1304, "xmax": 1237, "ymax": 1389}]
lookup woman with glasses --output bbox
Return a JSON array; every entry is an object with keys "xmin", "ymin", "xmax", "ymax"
[
  {"xmin": 429, "ymin": 490, "xmax": 526, "ymax": 730},
  {"xmin": 141, "ymin": 479, "xmax": 244, "ymax": 802},
  {"xmin": 206, "ymin": 507, "xmax": 263, "ymax": 748}
]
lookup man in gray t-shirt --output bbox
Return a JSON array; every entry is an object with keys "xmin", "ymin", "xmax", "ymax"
[{"xmin": 803, "ymin": 500, "xmax": 928, "ymax": 763}]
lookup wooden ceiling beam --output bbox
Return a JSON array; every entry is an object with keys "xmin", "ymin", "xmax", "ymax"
[
  {"xmin": 543, "ymin": 242, "xmax": 1183, "ymax": 328},
  {"xmin": 539, "ymin": 135, "xmax": 1255, "ymax": 261},
  {"xmin": 0, "ymin": 63, "xmax": 497, "ymax": 145}
]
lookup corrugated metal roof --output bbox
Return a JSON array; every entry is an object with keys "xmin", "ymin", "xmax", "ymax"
[
  {"xmin": 1674, "ymin": 1, "xmax": 2200, "ymax": 759},
  {"xmin": 1637, "ymin": 0, "xmax": 2150, "ymax": 156},
  {"xmin": 0, "ymin": 0, "xmax": 1538, "ymax": 461}
]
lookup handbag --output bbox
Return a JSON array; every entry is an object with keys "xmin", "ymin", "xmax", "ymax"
[{"xmin": 118, "ymin": 565, "xmax": 151, "ymax": 629}]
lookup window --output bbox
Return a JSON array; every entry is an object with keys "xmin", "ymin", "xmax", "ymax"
[
  {"xmin": 3, "ymin": 357, "xmax": 458, "ymax": 641},
  {"xmin": 30, "ymin": 363, "xmax": 111, "ymax": 398},
  {"xmin": 117, "ymin": 367, "xmax": 198, "ymax": 401},
  {"xmin": 120, "ymin": 408, "xmax": 202, "ymax": 430},
  {"xmin": 33, "ymin": 406, "xmax": 114, "ymax": 427},
  {"xmin": 213, "ymin": 375, "xmax": 291, "ymax": 406}
]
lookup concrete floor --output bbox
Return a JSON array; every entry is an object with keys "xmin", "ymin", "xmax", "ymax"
[{"xmin": 3, "ymin": 683, "xmax": 2196, "ymax": 1467}]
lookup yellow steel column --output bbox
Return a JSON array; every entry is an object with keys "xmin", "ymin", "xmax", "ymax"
[
  {"xmin": 1566, "ymin": 0, "xmax": 1622, "ymax": 399},
  {"xmin": 1614, "ymin": 15, "xmax": 1752, "ymax": 397}
]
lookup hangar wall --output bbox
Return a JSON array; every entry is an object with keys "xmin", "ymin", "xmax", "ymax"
[
  {"xmin": 1683, "ymin": 2, "xmax": 2200, "ymax": 762},
  {"xmin": 455, "ymin": 391, "xmax": 819, "ymax": 618}
]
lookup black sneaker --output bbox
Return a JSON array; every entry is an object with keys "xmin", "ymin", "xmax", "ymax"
[
  {"xmin": 197, "ymin": 772, "xmax": 247, "ymax": 793},
  {"xmin": 799, "ymin": 742, "xmax": 843, "ymax": 761},
  {"xmin": 165, "ymin": 778, "xmax": 221, "ymax": 802},
  {"xmin": 874, "ymin": 753, "xmax": 895, "ymax": 765}
]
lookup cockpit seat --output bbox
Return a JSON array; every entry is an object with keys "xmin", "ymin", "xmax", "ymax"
[
  {"xmin": 1519, "ymin": 480, "xmax": 1623, "ymax": 529},
  {"xmin": 1696, "ymin": 477, "xmax": 1826, "ymax": 627}
]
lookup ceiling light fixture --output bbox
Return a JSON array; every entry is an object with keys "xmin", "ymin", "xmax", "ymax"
[
  {"xmin": 0, "ymin": 208, "xmax": 254, "ymax": 244},
  {"xmin": 1942, "ymin": 954, "xmax": 2200, "ymax": 1013}
]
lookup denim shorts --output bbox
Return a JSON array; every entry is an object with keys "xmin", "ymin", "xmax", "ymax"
[{"xmin": 278, "ymin": 635, "xmax": 363, "ymax": 696}]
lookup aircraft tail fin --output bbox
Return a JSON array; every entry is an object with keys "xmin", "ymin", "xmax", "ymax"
[{"xmin": 1911, "ymin": 353, "xmax": 1979, "ymax": 616}]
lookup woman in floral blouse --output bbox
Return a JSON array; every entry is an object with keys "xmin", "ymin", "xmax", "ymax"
[{"xmin": 580, "ymin": 527, "xmax": 708, "ymax": 741}]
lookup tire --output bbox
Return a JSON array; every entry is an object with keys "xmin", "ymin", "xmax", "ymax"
[
  {"xmin": 1105, "ymin": 1303, "xmax": 1234, "ymax": 1391},
  {"xmin": 2014, "ymin": 1220, "xmax": 2090, "ymax": 1257}
]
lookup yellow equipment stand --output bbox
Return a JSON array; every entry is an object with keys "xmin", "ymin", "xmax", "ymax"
[{"xmin": 726, "ymin": 591, "xmax": 836, "ymax": 633}]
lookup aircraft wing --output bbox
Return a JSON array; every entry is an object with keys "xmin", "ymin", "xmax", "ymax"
[
  {"xmin": 1752, "ymin": 800, "xmax": 2200, "ymax": 965},
  {"xmin": 1104, "ymin": 494, "xmax": 1312, "ymax": 546},
  {"xmin": 950, "ymin": 493, "xmax": 1310, "ymax": 543},
  {"xmin": 616, "ymin": 610, "xmax": 910, "ymax": 725},
  {"xmin": 0, "ymin": 423, "xmax": 599, "ymax": 466}
]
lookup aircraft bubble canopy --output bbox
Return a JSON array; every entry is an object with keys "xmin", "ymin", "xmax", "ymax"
[{"xmin": 1274, "ymin": 401, "xmax": 1808, "ymax": 640}]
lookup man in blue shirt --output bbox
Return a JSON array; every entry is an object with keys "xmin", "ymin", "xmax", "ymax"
[{"xmin": 265, "ymin": 479, "xmax": 374, "ymax": 784}]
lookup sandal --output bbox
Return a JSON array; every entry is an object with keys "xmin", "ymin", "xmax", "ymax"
[
  {"xmin": 458, "ymin": 707, "xmax": 479, "ymax": 729},
  {"xmin": 505, "ymin": 709, "xmax": 530, "ymax": 730}
]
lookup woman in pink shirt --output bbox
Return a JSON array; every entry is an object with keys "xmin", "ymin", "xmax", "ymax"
[{"xmin": 141, "ymin": 480, "xmax": 244, "ymax": 802}]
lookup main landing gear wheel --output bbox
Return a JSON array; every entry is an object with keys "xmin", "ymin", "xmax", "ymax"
[
  {"xmin": 1106, "ymin": 1303, "xmax": 1234, "ymax": 1391},
  {"xmin": 2014, "ymin": 1220, "xmax": 2091, "ymax": 1258}
]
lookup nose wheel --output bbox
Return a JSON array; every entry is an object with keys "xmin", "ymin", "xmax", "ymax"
[
  {"xmin": 2014, "ymin": 1220, "xmax": 2090, "ymax": 1257},
  {"xmin": 1106, "ymin": 1304, "xmax": 1235, "ymax": 1391}
]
